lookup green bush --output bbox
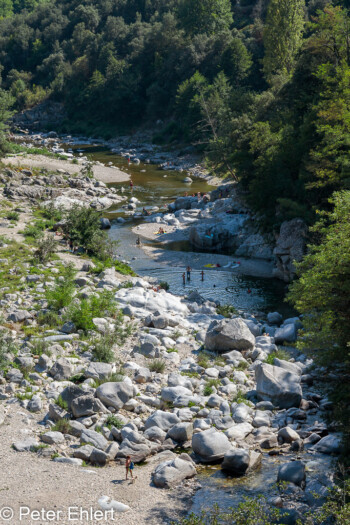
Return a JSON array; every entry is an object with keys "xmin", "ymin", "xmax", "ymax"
[
  {"xmin": 6, "ymin": 210, "xmax": 19, "ymax": 221},
  {"xmin": 63, "ymin": 205, "xmax": 117, "ymax": 261},
  {"xmin": 0, "ymin": 330, "xmax": 17, "ymax": 370},
  {"xmin": 55, "ymin": 395, "xmax": 68, "ymax": 411},
  {"xmin": 67, "ymin": 290, "xmax": 119, "ymax": 333},
  {"xmin": 105, "ymin": 415, "xmax": 124, "ymax": 430},
  {"xmin": 216, "ymin": 304, "xmax": 238, "ymax": 318},
  {"xmin": 203, "ymin": 378, "xmax": 220, "ymax": 396},
  {"xmin": 264, "ymin": 349, "xmax": 290, "ymax": 365},
  {"xmin": 92, "ymin": 373, "xmax": 124, "ymax": 388},
  {"xmin": 45, "ymin": 264, "xmax": 76, "ymax": 310},
  {"xmin": 52, "ymin": 419, "xmax": 71, "ymax": 434},
  {"xmin": 149, "ymin": 359, "xmax": 166, "ymax": 373},
  {"xmin": 34, "ymin": 234, "xmax": 56, "ymax": 263}
]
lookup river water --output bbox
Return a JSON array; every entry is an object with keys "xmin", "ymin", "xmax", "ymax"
[{"xmin": 68, "ymin": 143, "xmax": 291, "ymax": 316}]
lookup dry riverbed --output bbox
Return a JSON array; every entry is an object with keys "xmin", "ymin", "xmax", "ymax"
[{"xmin": 3, "ymin": 154, "xmax": 130, "ymax": 184}]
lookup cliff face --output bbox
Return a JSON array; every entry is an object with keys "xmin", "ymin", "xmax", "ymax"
[
  {"xmin": 273, "ymin": 219, "xmax": 308, "ymax": 282},
  {"xmin": 12, "ymin": 101, "xmax": 66, "ymax": 130}
]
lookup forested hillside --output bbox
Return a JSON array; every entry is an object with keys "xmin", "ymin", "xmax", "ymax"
[{"xmin": 0, "ymin": 0, "xmax": 349, "ymax": 227}]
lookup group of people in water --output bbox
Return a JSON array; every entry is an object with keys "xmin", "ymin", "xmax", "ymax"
[{"xmin": 182, "ymin": 266, "xmax": 205, "ymax": 285}]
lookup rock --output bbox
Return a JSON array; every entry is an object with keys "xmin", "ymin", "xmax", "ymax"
[
  {"xmin": 255, "ymin": 363, "xmax": 302, "ymax": 409},
  {"xmin": 117, "ymin": 439, "xmax": 151, "ymax": 463},
  {"xmin": 69, "ymin": 420, "xmax": 85, "ymax": 438},
  {"xmin": 85, "ymin": 362, "xmax": 113, "ymax": 381},
  {"xmin": 98, "ymin": 496, "xmax": 130, "ymax": 513},
  {"xmin": 167, "ymin": 423, "xmax": 193, "ymax": 443},
  {"xmin": 53, "ymin": 457, "xmax": 83, "ymax": 466},
  {"xmin": 49, "ymin": 358, "xmax": 74, "ymax": 381},
  {"xmin": 267, "ymin": 312, "xmax": 283, "ymax": 325},
  {"xmin": 313, "ymin": 435, "xmax": 341, "ymax": 455},
  {"xmin": 278, "ymin": 427, "xmax": 300, "ymax": 444},
  {"xmin": 232, "ymin": 404, "xmax": 251, "ymax": 424},
  {"xmin": 27, "ymin": 395, "xmax": 42, "ymax": 412},
  {"xmin": 134, "ymin": 367, "xmax": 151, "ymax": 384},
  {"xmin": 90, "ymin": 448, "xmax": 109, "ymax": 466},
  {"xmin": 277, "ymin": 460, "xmax": 306, "ymax": 487},
  {"xmin": 225, "ymin": 422, "xmax": 253, "ymax": 441},
  {"xmin": 144, "ymin": 410, "xmax": 181, "ymax": 432},
  {"xmin": 152, "ymin": 315, "xmax": 169, "ymax": 329},
  {"xmin": 41, "ymin": 431, "xmax": 65, "ymax": 445},
  {"xmin": 8, "ymin": 310, "xmax": 32, "ymax": 322},
  {"xmin": 6, "ymin": 368, "xmax": 23, "ymax": 383},
  {"xmin": 273, "ymin": 218, "xmax": 308, "ymax": 282},
  {"xmin": 192, "ymin": 428, "xmax": 231, "ymax": 462},
  {"xmin": 161, "ymin": 386, "xmax": 193, "ymax": 404},
  {"xmin": 48, "ymin": 403, "xmax": 68, "ymax": 422},
  {"xmin": 153, "ymin": 456, "xmax": 196, "ymax": 488},
  {"xmin": 61, "ymin": 322, "xmax": 76, "ymax": 334},
  {"xmin": 273, "ymin": 358, "xmax": 302, "ymax": 376},
  {"xmin": 71, "ymin": 395, "xmax": 107, "ymax": 418},
  {"xmin": 96, "ymin": 381, "xmax": 134, "ymax": 410},
  {"xmin": 60, "ymin": 385, "xmax": 85, "ymax": 411},
  {"xmin": 222, "ymin": 449, "xmax": 262, "ymax": 475},
  {"xmin": 13, "ymin": 438, "xmax": 39, "ymax": 452},
  {"xmin": 144, "ymin": 427, "xmax": 167, "ymax": 443},
  {"xmin": 274, "ymin": 324, "xmax": 298, "ymax": 344},
  {"xmin": 105, "ymin": 442, "xmax": 120, "ymax": 460},
  {"xmin": 80, "ymin": 429, "xmax": 108, "ymax": 451},
  {"xmin": 100, "ymin": 218, "xmax": 111, "ymax": 229},
  {"xmin": 74, "ymin": 445, "xmax": 94, "ymax": 461},
  {"xmin": 205, "ymin": 318, "xmax": 255, "ymax": 353}
]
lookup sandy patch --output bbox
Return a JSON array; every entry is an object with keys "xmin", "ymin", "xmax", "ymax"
[{"xmin": 2, "ymin": 155, "xmax": 130, "ymax": 184}]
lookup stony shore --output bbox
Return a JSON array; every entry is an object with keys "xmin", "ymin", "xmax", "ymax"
[
  {"xmin": 3, "ymin": 154, "xmax": 130, "ymax": 184},
  {"xmin": 0, "ymin": 152, "xmax": 340, "ymax": 525}
]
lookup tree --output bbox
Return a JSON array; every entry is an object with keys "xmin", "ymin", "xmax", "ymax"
[
  {"xmin": 263, "ymin": 0, "xmax": 305, "ymax": 83},
  {"xmin": 287, "ymin": 190, "xmax": 350, "ymax": 364},
  {"xmin": 177, "ymin": 0, "xmax": 233, "ymax": 36}
]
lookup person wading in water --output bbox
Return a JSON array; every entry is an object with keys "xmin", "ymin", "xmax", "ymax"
[{"xmin": 186, "ymin": 266, "xmax": 192, "ymax": 280}]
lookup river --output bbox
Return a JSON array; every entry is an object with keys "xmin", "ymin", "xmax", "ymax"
[{"xmin": 67, "ymin": 143, "xmax": 292, "ymax": 317}]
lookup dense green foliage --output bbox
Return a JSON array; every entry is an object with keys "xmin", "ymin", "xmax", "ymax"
[
  {"xmin": 1, "ymin": 0, "xmax": 349, "ymax": 224},
  {"xmin": 288, "ymin": 191, "xmax": 350, "ymax": 450}
]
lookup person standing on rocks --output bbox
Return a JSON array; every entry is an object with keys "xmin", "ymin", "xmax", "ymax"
[{"xmin": 186, "ymin": 266, "xmax": 192, "ymax": 280}]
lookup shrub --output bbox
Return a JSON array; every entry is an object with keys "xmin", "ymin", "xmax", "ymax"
[
  {"xmin": 197, "ymin": 352, "xmax": 210, "ymax": 369},
  {"xmin": 30, "ymin": 339, "xmax": 50, "ymax": 356},
  {"xmin": 149, "ymin": 359, "xmax": 166, "ymax": 373},
  {"xmin": 37, "ymin": 311, "xmax": 60, "ymax": 329},
  {"xmin": 56, "ymin": 395, "xmax": 68, "ymax": 411},
  {"xmin": 67, "ymin": 291, "xmax": 119, "ymax": 333},
  {"xmin": 45, "ymin": 264, "xmax": 76, "ymax": 310},
  {"xmin": 52, "ymin": 419, "xmax": 71, "ymax": 434},
  {"xmin": 23, "ymin": 221, "xmax": 46, "ymax": 239},
  {"xmin": 216, "ymin": 304, "xmax": 238, "ymax": 318},
  {"xmin": 92, "ymin": 373, "xmax": 124, "ymax": 388},
  {"xmin": 105, "ymin": 415, "xmax": 124, "ymax": 430},
  {"xmin": 6, "ymin": 211, "xmax": 19, "ymax": 221},
  {"xmin": 159, "ymin": 281, "xmax": 170, "ymax": 291},
  {"xmin": 91, "ymin": 331, "xmax": 116, "ymax": 363},
  {"xmin": 264, "ymin": 349, "xmax": 290, "ymax": 365},
  {"xmin": 0, "ymin": 329, "xmax": 17, "ymax": 370},
  {"xmin": 34, "ymin": 234, "xmax": 56, "ymax": 263},
  {"xmin": 203, "ymin": 378, "xmax": 220, "ymax": 396},
  {"xmin": 63, "ymin": 204, "xmax": 117, "ymax": 260},
  {"xmin": 231, "ymin": 389, "xmax": 249, "ymax": 405}
]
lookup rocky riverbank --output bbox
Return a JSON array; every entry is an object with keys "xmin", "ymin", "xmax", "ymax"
[{"xmin": 0, "ymin": 153, "xmax": 341, "ymax": 525}]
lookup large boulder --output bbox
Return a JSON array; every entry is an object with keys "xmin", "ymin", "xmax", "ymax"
[
  {"xmin": 192, "ymin": 428, "xmax": 231, "ymax": 462},
  {"xmin": 221, "ymin": 449, "xmax": 262, "ymax": 476},
  {"xmin": 144, "ymin": 410, "xmax": 180, "ymax": 432},
  {"xmin": 85, "ymin": 362, "xmax": 113, "ymax": 381},
  {"xmin": 313, "ymin": 435, "xmax": 341, "ymax": 455},
  {"xmin": 277, "ymin": 460, "xmax": 306, "ymax": 487},
  {"xmin": 205, "ymin": 318, "xmax": 255, "ymax": 353},
  {"xmin": 49, "ymin": 358, "xmax": 74, "ymax": 381},
  {"xmin": 60, "ymin": 385, "xmax": 85, "ymax": 411},
  {"xmin": 274, "ymin": 324, "xmax": 298, "ymax": 344},
  {"xmin": 116, "ymin": 439, "xmax": 151, "ymax": 463},
  {"xmin": 80, "ymin": 429, "xmax": 108, "ymax": 451},
  {"xmin": 255, "ymin": 363, "xmax": 302, "ymax": 409},
  {"xmin": 71, "ymin": 395, "xmax": 107, "ymax": 418},
  {"xmin": 153, "ymin": 455, "xmax": 196, "ymax": 488},
  {"xmin": 167, "ymin": 423, "xmax": 193, "ymax": 443},
  {"xmin": 96, "ymin": 381, "xmax": 134, "ymax": 410}
]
